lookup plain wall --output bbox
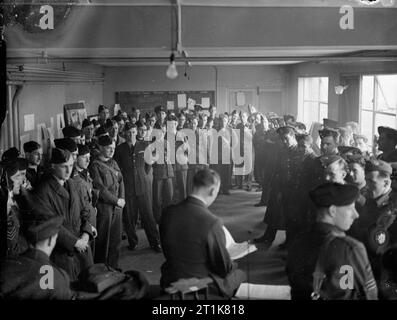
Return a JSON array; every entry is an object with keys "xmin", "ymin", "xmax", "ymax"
[{"xmin": 104, "ymin": 65, "xmax": 288, "ymax": 114}]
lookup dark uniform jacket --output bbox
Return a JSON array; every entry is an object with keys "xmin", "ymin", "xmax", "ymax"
[
  {"xmin": 0, "ymin": 248, "xmax": 72, "ymax": 299},
  {"xmin": 152, "ymin": 139, "xmax": 174, "ymax": 180},
  {"xmin": 160, "ymin": 196, "xmax": 245, "ymax": 298},
  {"xmin": 349, "ymin": 189, "xmax": 397, "ymax": 279},
  {"xmin": 114, "ymin": 140, "xmax": 151, "ymax": 196},
  {"xmin": 34, "ymin": 175, "xmax": 93, "ymax": 253},
  {"xmin": 89, "ymin": 158, "xmax": 125, "ymax": 209},
  {"xmin": 26, "ymin": 165, "xmax": 45, "ymax": 189},
  {"xmin": 71, "ymin": 168, "xmax": 98, "ymax": 228},
  {"xmin": 286, "ymin": 222, "xmax": 378, "ymax": 300}
]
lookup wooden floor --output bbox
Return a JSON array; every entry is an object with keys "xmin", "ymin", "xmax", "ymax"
[{"xmin": 119, "ymin": 189, "xmax": 289, "ymax": 289}]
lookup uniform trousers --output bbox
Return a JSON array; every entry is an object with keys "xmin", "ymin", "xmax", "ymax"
[
  {"xmin": 153, "ymin": 178, "xmax": 174, "ymax": 223},
  {"xmin": 123, "ymin": 194, "xmax": 160, "ymax": 248},
  {"xmin": 94, "ymin": 205, "xmax": 122, "ymax": 269}
]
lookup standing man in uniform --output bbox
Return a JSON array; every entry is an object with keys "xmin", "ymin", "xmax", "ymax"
[
  {"xmin": 34, "ymin": 148, "xmax": 94, "ymax": 280},
  {"xmin": 89, "ymin": 136, "xmax": 125, "ymax": 268},
  {"xmin": 286, "ymin": 183, "xmax": 378, "ymax": 300},
  {"xmin": 114, "ymin": 122, "xmax": 161, "ymax": 253}
]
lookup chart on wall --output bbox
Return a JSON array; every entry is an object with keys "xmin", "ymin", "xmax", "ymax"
[{"xmin": 115, "ymin": 91, "xmax": 215, "ymax": 114}]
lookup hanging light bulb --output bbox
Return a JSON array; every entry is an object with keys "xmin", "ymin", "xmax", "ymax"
[{"xmin": 166, "ymin": 53, "xmax": 178, "ymax": 79}]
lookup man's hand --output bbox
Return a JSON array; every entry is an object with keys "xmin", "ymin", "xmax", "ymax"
[
  {"xmin": 81, "ymin": 232, "xmax": 90, "ymax": 243},
  {"xmin": 117, "ymin": 198, "xmax": 126, "ymax": 208},
  {"xmin": 75, "ymin": 239, "xmax": 89, "ymax": 253},
  {"xmin": 91, "ymin": 226, "xmax": 98, "ymax": 238}
]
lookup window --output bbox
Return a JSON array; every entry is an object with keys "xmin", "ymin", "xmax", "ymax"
[
  {"xmin": 360, "ymin": 75, "xmax": 397, "ymax": 145},
  {"xmin": 298, "ymin": 77, "xmax": 329, "ymax": 128}
]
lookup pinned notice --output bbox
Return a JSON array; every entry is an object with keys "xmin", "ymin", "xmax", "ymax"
[
  {"xmin": 236, "ymin": 92, "xmax": 245, "ymax": 106},
  {"xmin": 24, "ymin": 114, "xmax": 35, "ymax": 132},
  {"xmin": 177, "ymin": 94, "xmax": 186, "ymax": 109},
  {"xmin": 201, "ymin": 97, "xmax": 210, "ymax": 109},
  {"xmin": 167, "ymin": 101, "xmax": 175, "ymax": 110}
]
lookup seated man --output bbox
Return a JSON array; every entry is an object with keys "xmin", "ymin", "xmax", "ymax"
[
  {"xmin": 160, "ymin": 168, "xmax": 246, "ymax": 299},
  {"xmin": 286, "ymin": 183, "xmax": 378, "ymax": 300},
  {"xmin": 0, "ymin": 216, "xmax": 72, "ymax": 299}
]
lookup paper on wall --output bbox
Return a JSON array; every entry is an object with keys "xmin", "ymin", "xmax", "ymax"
[
  {"xmin": 201, "ymin": 97, "xmax": 210, "ymax": 109},
  {"xmin": 187, "ymin": 98, "xmax": 196, "ymax": 110},
  {"xmin": 56, "ymin": 113, "xmax": 65, "ymax": 138},
  {"xmin": 236, "ymin": 92, "xmax": 245, "ymax": 106},
  {"xmin": 177, "ymin": 94, "xmax": 186, "ymax": 109},
  {"xmin": 235, "ymin": 283, "xmax": 291, "ymax": 300},
  {"xmin": 24, "ymin": 114, "xmax": 35, "ymax": 132},
  {"xmin": 19, "ymin": 134, "xmax": 31, "ymax": 156},
  {"xmin": 167, "ymin": 101, "xmax": 175, "ymax": 110}
]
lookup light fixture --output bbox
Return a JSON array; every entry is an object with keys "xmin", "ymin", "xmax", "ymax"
[
  {"xmin": 166, "ymin": 53, "xmax": 178, "ymax": 79},
  {"xmin": 335, "ymin": 85, "xmax": 349, "ymax": 95}
]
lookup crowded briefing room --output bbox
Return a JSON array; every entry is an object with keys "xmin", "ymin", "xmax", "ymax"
[{"xmin": 2, "ymin": 0, "xmax": 397, "ymax": 301}]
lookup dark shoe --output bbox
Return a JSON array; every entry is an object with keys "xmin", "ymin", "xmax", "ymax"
[
  {"xmin": 127, "ymin": 244, "xmax": 138, "ymax": 251},
  {"xmin": 254, "ymin": 202, "xmax": 266, "ymax": 207},
  {"xmin": 151, "ymin": 244, "xmax": 162, "ymax": 253}
]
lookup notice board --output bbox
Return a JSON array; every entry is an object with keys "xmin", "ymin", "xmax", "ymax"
[{"xmin": 115, "ymin": 91, "xmax": 215, "ymax": 114}]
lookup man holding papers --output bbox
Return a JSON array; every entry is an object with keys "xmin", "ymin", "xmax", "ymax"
[{"xmin": 159, "ymin": 168, "xmax": 246, "ymax": 299}]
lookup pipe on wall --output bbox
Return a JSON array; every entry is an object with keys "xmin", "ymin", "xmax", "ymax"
[{"xmin": 12, "ymin": 85, "xmax": 23, "ymax": 149}]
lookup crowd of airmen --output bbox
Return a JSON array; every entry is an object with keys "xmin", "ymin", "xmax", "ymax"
[{"xmin": 1, "ymin": 101, "xmax": 397, "ymax": 299}]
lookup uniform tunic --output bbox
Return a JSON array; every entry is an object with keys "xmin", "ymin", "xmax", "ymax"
[
  {"xmin": 286, "ymin": 222, "xmax": 378, "ymax": 300},
  {"xmin": 0, "ymin": 248, "xmax": 72, "ymax": 299},
  {"xmin": 89, "ymin": 158, "xmax": 124, "ymax": 268}
]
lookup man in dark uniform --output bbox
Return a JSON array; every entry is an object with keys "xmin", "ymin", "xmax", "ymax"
[
  {"xmin": 71, "ymin": 144, "xmax": 98, "ymax": 254},
  {"xmin": 235, "ymin": 111, "xmax": 253, "ymax": 191},
  {"xmin": 34, "ymin": 148, "xmax": 94, "ymax": 280},
  {"xmin": 0, "ymin": 216, "xmax": 72, "ymax": 299},
  {"xmin": 23, "ymin": 141, "xmax": 45, "ymax": 189},
  {"xmin": 114, "ymin": 122, "xmax": 161, "ymax": 252},
  {"xmin": 89, "ymin": 135, "xmax": 125, "ymax": 268},
  {"xmin": 98, "ymin": 104, "xmax": 110, "ymax": 127},
  {"xmin": 348, "ymin": 160, "xmax": 397, "ymax": 282},
  {"xmin": 160, "ymin": 169, "xmax": 246, "ymax": 299},
  {"xmin": 175, "ymin": 116, "xmax": 189, "ymax": 202},
  {"xmin": 81, "ymin": 119, "xmax": 97, "ymax": 152},
  {"xmin": 151, "ymin": 122, "xmax": 174, "ymax": 223},
  {"xmin": 286, "ymin": 183, "xmax": 378, "ymax": 300}
]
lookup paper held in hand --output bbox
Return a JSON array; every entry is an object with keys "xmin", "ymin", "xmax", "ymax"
[{"xmin": 223, "ymin": 226, "xmax": 257, "ymax": 260}]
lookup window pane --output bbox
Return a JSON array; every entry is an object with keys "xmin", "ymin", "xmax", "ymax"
[
  {"xmin": 375, "ymin": 113, "xmax": 396, "ymax": 131},
  {"xmin": 303, "ymin": 101, "xmax": 319, "ymax": 127},
  {"xmin": 362, "ymin": 76, "xmax": 374, "ymax": 110},
  {"xmin": 319, "ymin": 103, "xmax": 328, "ymax": 122},
  {"xmin": 361, "ymin": 110, "xmax": 373, "ymax": 144},
  {"xmin": 319, "ymin": 78, "xmax": 329, "ymax": 103},
  {"xmin": 375, "ymin": 75, "xmax": 397, "ymax": 114},
  {"xmin": 304, "ymin": 78, "xmax": 319, "ymax": 101}
]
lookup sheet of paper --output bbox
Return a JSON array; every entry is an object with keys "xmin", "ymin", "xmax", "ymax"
[
  {"xmin": 223, "ymin": 226, "xmax": 257, "ymax": 260},
  {"xmin": 24, "ymin": 114, "xmax": 35, "ymax": 132},
  {"xmin": 177, "ymin": 94, "xmax": 186, "ymax": 109},
  {"xmin": 167, "ymin": 101, "xmax": 175, "ymax": 110},
  {"xmin": 187, "ymin": 98, "xmax": 196, "ymax": 110},
  {"xmin": 235, "ymin": 283, "xmax": 291, "ymax": 300},
  {"xmin": 56, "ymin": 113, "xmax": 65, "ymax": 138},
  {"xmin": 201, "ymin": 97, "xmax": 210, "ymax": 109},
  {"xmin": 236, "ymin": 92, "xmax": 245, "ymax": 106}
]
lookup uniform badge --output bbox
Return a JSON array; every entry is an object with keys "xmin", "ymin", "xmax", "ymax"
[{"xmin": 368, "ymin": 226, "xmax": 389, "ymax": 254}]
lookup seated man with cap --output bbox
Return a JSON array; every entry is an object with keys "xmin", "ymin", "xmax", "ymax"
[
  {"xmin": 0, "ymin": 216, "xmax": 72, "ymax": 299},
  {"xmin": 89, "ymin": 135, "xmax": 125, "ymax": 269},
  {"xmin": 33, "ymin": 148, "xmax": 94, "ymax": 281},
  {"xmin": 23, "ymin": 141, "xmax": 45, "ymax": 189},
  {"xmin": 348, "ymin": 159, "xmax": 397, "ymax": 281},
  {"xmin": 62, "ymin": 126, "xmax": 83, "ymax": 145},
  {"xmin": 286, "ymin": 182, "xmax": 378, "ymax": 300}
]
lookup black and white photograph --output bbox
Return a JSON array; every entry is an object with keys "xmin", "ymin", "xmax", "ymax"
[{"xmin": 1, "ymin": 0, "xmax": 397, "ymax": 306}]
